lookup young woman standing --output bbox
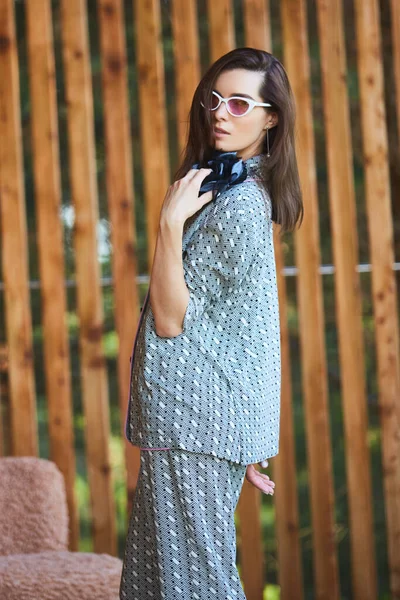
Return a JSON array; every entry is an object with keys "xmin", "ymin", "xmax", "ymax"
[{"xmin": 120, "ymin": 47, "xmax": 303, "ymax": 600}]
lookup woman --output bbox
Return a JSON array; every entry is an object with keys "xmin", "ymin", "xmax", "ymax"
[{"xmin": 120, "ymin": 47, "xmax": 303, "ymax": 599}]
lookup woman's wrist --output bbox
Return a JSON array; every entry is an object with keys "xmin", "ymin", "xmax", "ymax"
[{"xmin": 159, "ymin": 211, "xmax": 185, "ymax": 232}]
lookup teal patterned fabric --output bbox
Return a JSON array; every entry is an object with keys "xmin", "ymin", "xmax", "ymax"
[
  {"xmin": 119, "ymin": 449, "xmax": 247, "ymax": 599},
  {"xmin": 125, "ymin": 154, "xmax": 281, "ymax": 466}
]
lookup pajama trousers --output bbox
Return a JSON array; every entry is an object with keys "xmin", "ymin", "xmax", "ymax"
[{"xmin": 119, "ymin": 448, "xmax": 248, "ymax": 600}]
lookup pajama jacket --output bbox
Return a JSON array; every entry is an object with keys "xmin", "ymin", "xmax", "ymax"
[{"xmin": 124, "ymin": 154, "xmax": 281, "ymax": 466}]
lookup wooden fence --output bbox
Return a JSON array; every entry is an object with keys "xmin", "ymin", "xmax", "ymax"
[{"xmin": 0, "ymin": 0, "xmax": 399, "ymax": 599}]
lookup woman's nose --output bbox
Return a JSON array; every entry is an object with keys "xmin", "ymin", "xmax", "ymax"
[{"xmin": 214, "ymin": 100, "xmax": 230, "ymax": 119}]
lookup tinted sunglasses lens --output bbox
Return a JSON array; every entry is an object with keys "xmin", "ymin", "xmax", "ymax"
[
  {"xmin": 227, "ymin": 98, "xmax": 250, "ymax": 115},
  {"xmin": 211, "ymin": 93, "xmax": 220, "ymax": 109},
  {"xmin": 202, "ymin": 93, "xmax": 219, "ymax": 110}
]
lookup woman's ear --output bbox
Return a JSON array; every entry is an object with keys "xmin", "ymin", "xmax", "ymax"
[
  {"xmin": 267, "ymin": 113, "xmax": 278, "ymax": 128},
  {"xmin": 263, "ymin": 114, "xmax": 278, "ymax": 130}
]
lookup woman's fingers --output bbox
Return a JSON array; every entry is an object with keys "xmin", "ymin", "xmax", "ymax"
[
  {"xmin": 183, "ymin": 168, "xmax": 201, "ymax": 182},
  {"xmin": 198, "ymin": 189, "xmax": 214, "ymax": 206},
  {"xmin": 245, "ymin": 464, "xmax": 275, "ymax": 496},
  {"xmin": 185, "ymin": 167, "xmax": 212, "ymax": 184},
  {"xmin": 190, "ymin": 167, "xmax": 214, "ymax": 189},
  {"xmin": 250, "ymin": 474, "xmax": 274, "ymax": 495},
  {"xmin": 186, "ymin": 169, "xmax": 214, "ymax": 207},
  {"xmin": 163, "ymin": 168, "xmax": 213, "ymax": 222}
]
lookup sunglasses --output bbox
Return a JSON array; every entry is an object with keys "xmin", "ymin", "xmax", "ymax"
[{"xmin": 201, "ymin": 90, "xmax": 272, "ymax": 117}]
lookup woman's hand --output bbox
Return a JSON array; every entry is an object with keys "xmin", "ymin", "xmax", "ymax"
[
  {"xmin": 160, "ymin": 168, "xmax": 214, "ymax": 227},
  {"xmin": 245, "ymin": 460, "xmax": 275, "ymax": 496}
]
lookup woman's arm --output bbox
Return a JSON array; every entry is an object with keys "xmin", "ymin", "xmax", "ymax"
[
  {"xmin": 149, "ymin": 167, "xmax": 213, "ymax": 338},
  {"xmin": 149, "ymin": 219, "xmax": 190, "ymax": 338}
]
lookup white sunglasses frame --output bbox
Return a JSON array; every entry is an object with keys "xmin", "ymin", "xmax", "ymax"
[{"xmin": 201, "ymin": 90, "xmax": 272, "ymax": 117}]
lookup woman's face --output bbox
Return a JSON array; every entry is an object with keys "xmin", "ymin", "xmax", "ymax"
[{"xmin": 209, "ymin": 69, "xmax": 277, "ymax": 160}]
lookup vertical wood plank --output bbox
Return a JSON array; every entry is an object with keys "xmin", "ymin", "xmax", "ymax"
[
  {"xmin": 25, "ymin": 0, "xmax": 79, "ymax": 551},
  {"xmin": 390, "ymin": 0, "xmax": 400, "ymax": 142},
  {"xmin": 0, "ymin": 344, "xmax": 9, "ymax": 456},
  {"xmin": 171, "ymin": 0, "xmax": 200, "ymax": 157},
  {"xmin": 207, "ymin": 0, "xmax": 235, "ymax": 63},
  {"xmin": 237, "ymin": 483, "xmax": 264, "ymax": 600},
  {"xmin": 316, "ymin": 1, "xmax": 378, "ymax": 598},
  {"xmin": 60, "ymin": 0, "xmax": 116, "ymax": 554},
  {"xmin": 243, "ymin": 0, "xmax": 271, "ymax": 51},
  {"xmin": 133, "ymin": 0, "xmax": 170, "ymax": 265},
  {"xmin": 97, "ymin": 0, "xmax": 141, "ymax": 519},
  {"xmin": 273, "ymin": 233, "xmax": 305, "ymax": 600},
  {"xmin": 0, "ymin": 0, "xmax": 38, "ymax": 457},
  {"xmin": 243, "ymin": 3, "xmax": 304, "ymax": 599},
  {"xmin": 281, "ymin": 1, "xmax": 340, "ymax": 598},
  {"xmin": 353, "ymin": 1, "xmax": 400, "ymax": 597}
]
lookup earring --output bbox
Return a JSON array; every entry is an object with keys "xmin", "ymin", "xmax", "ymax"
[{"xmin": 266, "ymin": 126, "xmax": 270, "ymax": 158}]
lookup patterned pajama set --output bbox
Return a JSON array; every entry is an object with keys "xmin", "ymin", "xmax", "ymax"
[{"xmin": 120, "ymin": 154, "xmax": 281, "ymax": 599}]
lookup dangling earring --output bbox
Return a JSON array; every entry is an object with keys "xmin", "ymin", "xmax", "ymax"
[{"xmin": 266, "ymin": 126, "xmax": 270, "ymax": 158}]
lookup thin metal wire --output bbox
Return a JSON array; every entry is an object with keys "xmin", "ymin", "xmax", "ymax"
[{"xmin": 0, "ymin": 263, "xmax": 399, "ymax": 291}]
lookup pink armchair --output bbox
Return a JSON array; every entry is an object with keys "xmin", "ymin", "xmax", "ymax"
[{"xmin": 0, "ymin": 456, "xmax": 122, "ymax": 599}]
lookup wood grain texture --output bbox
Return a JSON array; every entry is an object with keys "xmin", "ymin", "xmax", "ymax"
[
  {"xmin": 0, "ymin": 0, "xmax": 38, "ymax": 457},
  {"xmin": 281, "ymin": 0, "xmax": 340, "ymax": 598},
  {"xmin": 134, "ymin": 0, "xmax": 170, "ymax": 267},
  {"xmin": 25, "ymin": 0, "xmax": 79, "ymax": 551},
  {"xmin": 171, "ymin": 0, "xmax": 200, "ymax": 158},
  {"xmin": 60, "ymin": 0, "xmax": 116, "ymax": 555},
  {"xmin": 207, "ymin": 0, "xmax": 235, "ymax": 62},
  {"xmin": 238, "ymin": 477, "xmax": 264, "ymax": 600},
  {"xmin": 390, "ymin": 0, "xmax": 400, "ymax": 142},
  {"xmin": 97, "ymin": 0, "xmax": 141, "ymax": 524},
  {"xmin": 316, "ymin": 1, "xmax": 378, "ymax": 598},
  {"xmin": 243, "ymin": 0, "xmax": 271, "ymax": 51},
  {"xmin": 353, "ymin": 0, "xmax": 400, "ymax": 597},
  {"xmin": 273, "ymin": 229, "xmax": 305, "ymax": 600}
]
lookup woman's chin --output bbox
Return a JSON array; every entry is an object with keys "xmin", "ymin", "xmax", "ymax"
[
  {"xmin": 214, "ymin": 142, "xmax": 228, "ymax": 152},
  {"xmin": 214, "ymin": 144, "xmax": 240, "ymax": 155}
]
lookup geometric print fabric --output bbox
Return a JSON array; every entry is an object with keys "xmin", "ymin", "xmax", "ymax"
[
  {"xmin": 125, "ymin": 154, "xmax": 281, "ymax": 466},
  {"xmin": 119, "ymin": 449, "xmax": 247, "ymax": 599}
]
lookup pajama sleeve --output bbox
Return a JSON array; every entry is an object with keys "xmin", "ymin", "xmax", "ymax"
[{"xmin": 180, "ymin": 184, "xmax": 269, "ymax": 334}]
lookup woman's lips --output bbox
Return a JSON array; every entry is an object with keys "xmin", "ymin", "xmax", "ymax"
[{"xmin": 214, "ymin": 127, "xmax": 230, "ymax": 137}]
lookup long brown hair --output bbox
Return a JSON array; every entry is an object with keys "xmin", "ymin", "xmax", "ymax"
[{"xmin": 174, "ymin": 47, "xmax": 304, "ymax": 234}]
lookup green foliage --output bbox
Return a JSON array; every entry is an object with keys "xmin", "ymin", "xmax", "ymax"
[{"xmin": 264, "ymin": 584, "xmax": 280, "ymax": 600}]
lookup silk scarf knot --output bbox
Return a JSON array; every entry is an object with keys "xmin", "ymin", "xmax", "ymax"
[{"xmin": 192, "ymin": 150, "xmax": 248, "ymax": 201}]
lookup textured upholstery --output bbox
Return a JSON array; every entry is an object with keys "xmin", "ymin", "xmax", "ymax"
[
  {"xmin": 0, "ymin": 551, "xmax": 122, "ymax": 600},
  {"xmin": 0, "ymin": 457, "xmax": 68, "ymax": 556},
  {"xmin": 0, "ymin": 457, "xmax": 122, "ymax": 600}
]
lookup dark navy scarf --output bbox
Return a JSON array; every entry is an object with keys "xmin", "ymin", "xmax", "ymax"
[{"xmin": 192, "ymin": 150, "xmax": 248, "ymax": 201}]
